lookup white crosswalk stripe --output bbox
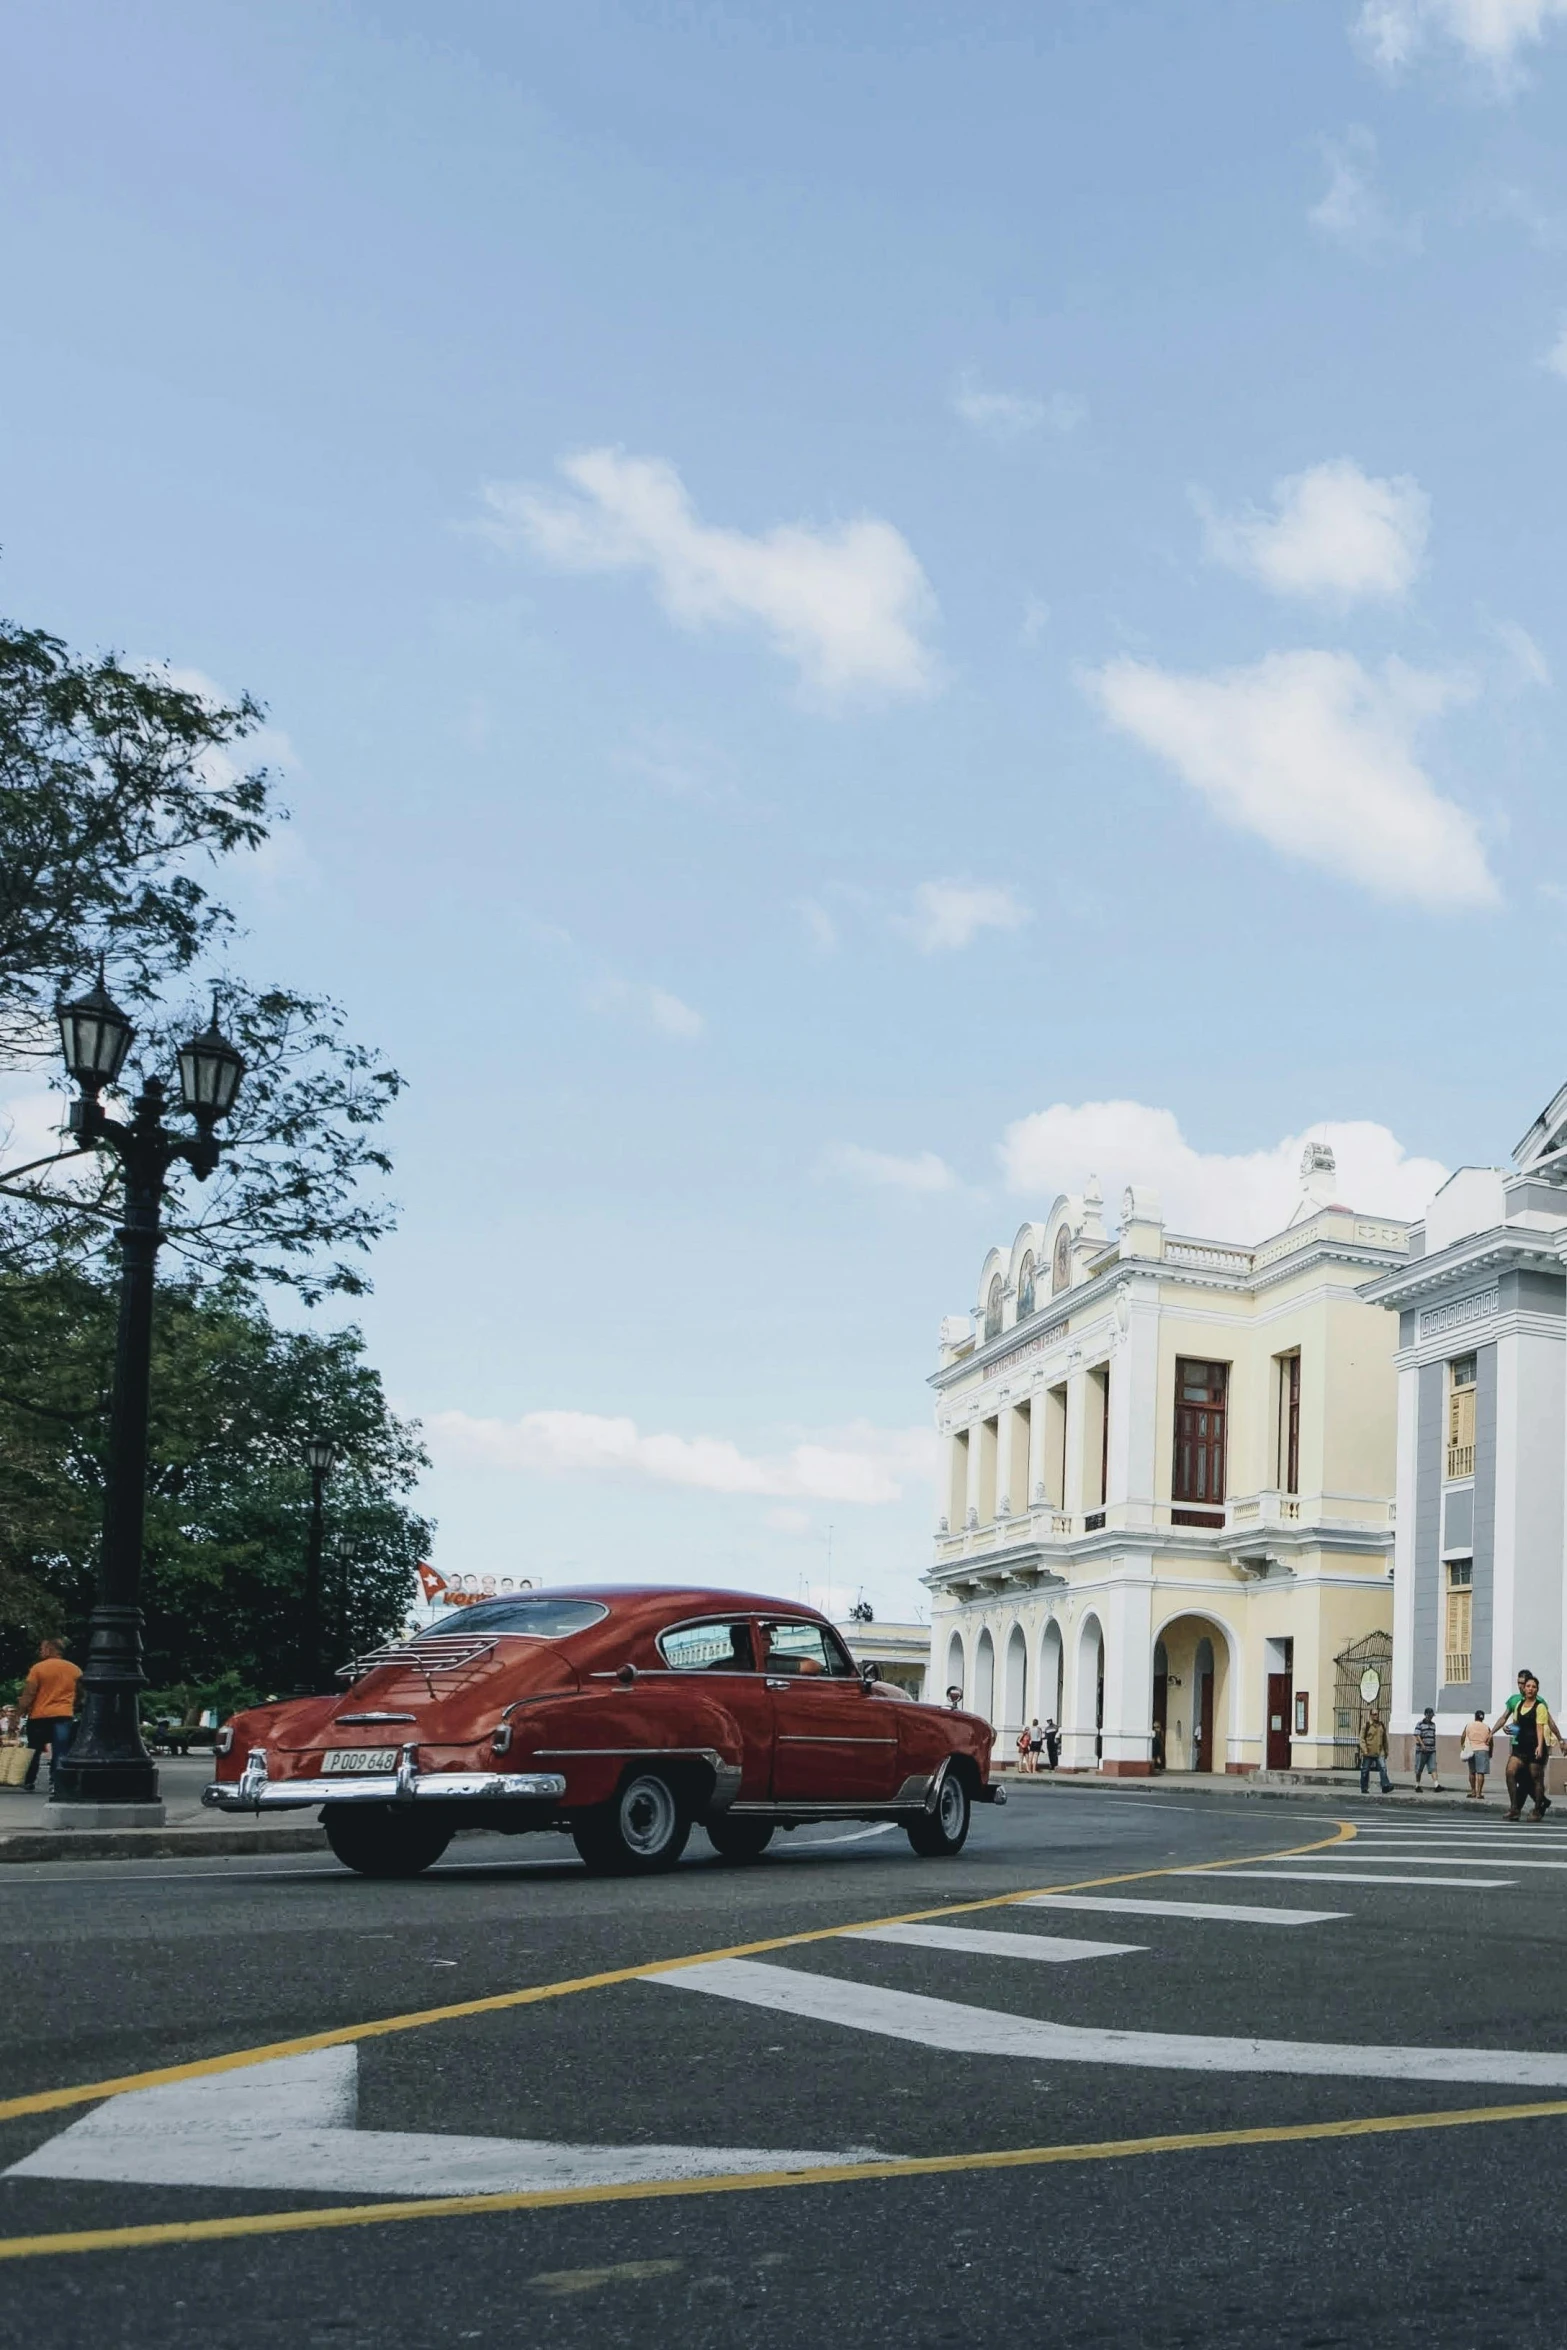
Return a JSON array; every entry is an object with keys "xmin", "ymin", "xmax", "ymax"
[
  {"xmin": 1331, "ymin": 1853, "xmax": 1567, "ymax": 1869},
  {"xmin": 846, "ymin": 1924, "xmax": 1140, "ymax": 1963},
  {"xmin": 1021, "ymin": 1894, "xmax": 1345, "ymax": 1926},
  {"xmin": 1212, "ymin": 1869, "xmax": 1514, "ymax": 1887},
  {"xmin": 657, "ymin": 1958, "xmax": 1567, "ymax": 2083}
]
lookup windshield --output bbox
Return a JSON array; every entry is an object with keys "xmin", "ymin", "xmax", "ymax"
[{"xmin": 421, "ymin": 1598, "xmax": 609, "ymax": 1640}]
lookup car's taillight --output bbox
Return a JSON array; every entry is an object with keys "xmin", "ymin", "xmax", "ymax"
[
  {"xmin": 491, "ymin": 1722, "xmax": 512, "ymax": 1755},
  {"xmin": 215, "ymin": 1724, "xmax": 235, "ymax": 1756}
]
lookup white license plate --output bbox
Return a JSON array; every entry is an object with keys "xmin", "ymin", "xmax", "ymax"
[{"xmin": 321, "ymin": 1747, "xmax": 399, "ymax": 1774}]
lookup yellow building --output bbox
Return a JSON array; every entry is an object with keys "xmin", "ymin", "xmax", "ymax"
[{"xmin": 926, "ymin": 1147, "xmax": 1408, "ymax": 1774}]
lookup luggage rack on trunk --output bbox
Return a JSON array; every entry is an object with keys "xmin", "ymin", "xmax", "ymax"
[{"xmin": 335, "ymin": 1633, "xmax": 500, "ymax": 1684}]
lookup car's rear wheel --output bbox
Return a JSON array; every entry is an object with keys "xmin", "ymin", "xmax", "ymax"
[
  {"xmin": 906, "ymin": 1769, "xmax": 970, "ymax": 1858},
  {"xmin": 573, "ymin": 1771, "xmax": 690, "ymax": 1875},
  {"xmin": 323, "ymin": 1804, "xmax": 453, "ymax": 1878},
  {"xmin": 706, "ymin": 1817, "xmax": 775, "ymax": 1864}
]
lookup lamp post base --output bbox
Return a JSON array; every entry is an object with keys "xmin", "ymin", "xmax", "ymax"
[{"xmin": 46, "ymin": 1800, "xmax": 166, "ymax": 1831}]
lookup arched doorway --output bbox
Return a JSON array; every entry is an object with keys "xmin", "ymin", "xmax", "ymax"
[
  {"xmin": 945, "ymin": 1630, "xmax": 965, "ymax": 1704},
  {"xmin": 1073, "ymin": 1614, "xmax": 1105, "ymax": 1766},
  {"xmin": 975, "ymin": 1628, "xmax": 996, "ymax": 1728},
  {"xmin": 1154, "ymin": 1613, "xmax": 1232, "ymax": 1773},
  {"xmin": 1039, "ymin": 1619, "xmax": 1063, "ymax": 1729},
  {"xmin": 1152, "ymin": 1640, "xmax": 1168, "ymax": 1772},
  {"xmin": 1004, "ymin": 1624, "xmax": 1027, "ymax": 1739}
]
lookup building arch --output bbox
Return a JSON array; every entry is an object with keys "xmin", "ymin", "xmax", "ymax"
[
  {"xmin": 1073, "ymin": 1611, "xmax": 1106, "ymax": 1762},
  {"xmin": 1037, "ymin": 1617, "xmax": 1064, "ymax": 1725},
  {"xmin": 944, "ymin": 1628, "xmax": 966, "ymax": 1703},
  {"xmin": 974, "ymin": 1627, "xmax": 997, "ymax": 1727},
  {"xmin": 1152, "ymin": 1607, "xmax": 1238, "ymax": 1774},
  {"xmin": 1004, "ymin": 1622, "xmax": 1028, "ymax": 1735}
]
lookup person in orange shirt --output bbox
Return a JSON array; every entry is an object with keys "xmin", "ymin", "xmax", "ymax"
[{"xmin": 19, "ymin": 1640, "xmax": 81, "ymax": 1793}]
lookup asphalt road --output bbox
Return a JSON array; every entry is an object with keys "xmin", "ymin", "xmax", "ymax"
[{"xmin": 1, "ymin": 1787, "xmax": 1564, "ymax": 2349}]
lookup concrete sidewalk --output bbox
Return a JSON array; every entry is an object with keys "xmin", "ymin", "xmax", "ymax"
[
  {"xmin": 0, "ymin": 1755, "xmax": 325, "ymax": 1863},
  {"xmin": 999, "ymin": 1766, "xmax": 1557, "ymax": 1816}
]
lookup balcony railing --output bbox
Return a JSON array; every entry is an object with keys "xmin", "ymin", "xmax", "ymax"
[{"xmin": 1446, "ymin": 1443, "xmax": 1474, "ymax": 1481}]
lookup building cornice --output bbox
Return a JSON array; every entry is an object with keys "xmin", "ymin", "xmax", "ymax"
[
  {"xmin": 1361, "ymin": 1227, "xmax": 1565, "ymax": 1311},
  {"xmin": 932, "ymin": 1236, "xmax": 1409, "ymax": 1395}
]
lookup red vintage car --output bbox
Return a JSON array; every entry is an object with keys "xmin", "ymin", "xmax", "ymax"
[{"xmin": 204, "ymin": 1585, "xmax": 1000, "ymax": 1878}]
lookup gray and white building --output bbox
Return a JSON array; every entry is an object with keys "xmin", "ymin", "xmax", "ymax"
[{"xmin": 1363, "ymin": 1085, "xmax": 1567, "ymax": 1770}]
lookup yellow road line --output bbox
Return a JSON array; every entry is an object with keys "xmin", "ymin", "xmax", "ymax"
[
  {"xmin": 0, "ymin": 2078, "xmax": 1558, "ymax": 2266},
  {"xmin": 0, "ymin": 1816, "xmax": 1356, "ymax": 2126}
]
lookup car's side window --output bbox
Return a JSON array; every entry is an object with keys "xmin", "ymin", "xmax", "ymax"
[
  {"xmin": 658, "ymin": 1620, "xmax": 757, "ymax": 1673},
  {"xmin": 762, "ymin": 1620, "xmax": 858, "ymax": 1679}
]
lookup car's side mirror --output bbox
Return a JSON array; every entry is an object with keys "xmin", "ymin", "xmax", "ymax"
[
  {"xmin": 859, "ymin": 1661, "xmax": 880, "ymax": 1689},
  {"xmin": 616, "ymin": 1663, "xmax": 638, "ymax": 1686}
]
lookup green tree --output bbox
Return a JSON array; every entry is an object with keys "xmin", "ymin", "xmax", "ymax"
[
  {"xmin": 0, "ymin": 616, "xmax": 402, "ymax": 1300},
  {"xmin": 0, "ymin": 1267, "xmax": 430, "ymax": 1689}
]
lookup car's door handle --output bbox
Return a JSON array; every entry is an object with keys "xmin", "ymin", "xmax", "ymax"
[{"xmin": 765, "ymin": 1678, "xmax": 791, "ymax": 1690}]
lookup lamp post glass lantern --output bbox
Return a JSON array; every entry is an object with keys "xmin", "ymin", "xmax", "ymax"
[
  {"xmin": 49, "ymin": 978, "xmax": 245, "ymax": 1819},
  {"xmin": 56, "ymin": 976, "xmax": 135, "ymax": 1099}
]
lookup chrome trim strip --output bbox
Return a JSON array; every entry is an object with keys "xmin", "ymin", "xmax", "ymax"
[
  {"xmin": 775, "ymin": 1736, "xmax": 897, "ymax": 1746},
  {"xmin": 335, "ymin": 1712, "xmax": 417, "ymax": 1725},
  {"xmin": 202, "ymin": 1770, "xmax": 568, "ymax": 1811}
]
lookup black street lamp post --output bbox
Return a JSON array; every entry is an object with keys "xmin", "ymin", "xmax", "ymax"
[
  {"xmin": 299, "ymin": 1435, "xmax": 339, "ymax": 1693},
  {"xmin": 51, "ymin": 978, "xmax": 245, "ymax": 1818}
]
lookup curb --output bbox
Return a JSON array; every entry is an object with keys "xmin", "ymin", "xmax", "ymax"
[
  {"xmin": 0, "ymin": 1824, "xmax": 328, "ymax": 1864},
  {"xmin": 996, "ymin": 1773, "xmax": 1538, "ymax": 1814}
]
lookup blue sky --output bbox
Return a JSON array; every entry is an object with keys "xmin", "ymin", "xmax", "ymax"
[{"xmin": 4, "ymin": 0, "xmax": 1567, "ymax": 1619}]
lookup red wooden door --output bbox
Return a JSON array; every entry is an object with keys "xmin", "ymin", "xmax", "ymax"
[{"xmin": 1266, "ymin": 1672, "xmax": 1293, "ymax": 1770}]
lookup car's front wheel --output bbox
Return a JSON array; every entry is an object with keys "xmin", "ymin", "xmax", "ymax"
[
  {"xmin": 573, "ymin": 1771, "xmax": 691, "ymax": 1875},
  {"xmin": 906, "ymin": 1769, "xmax": 971, "ymax": 1858},
  {"xmin": 706, "ymin": 1817, "xmax": 775, "ymax": 1864},
  {"xmin": 323, "ymin": 1804, "xmax": 454, "ymax": 1878}
]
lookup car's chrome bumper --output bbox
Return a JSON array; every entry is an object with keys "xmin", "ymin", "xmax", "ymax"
[
  {"xmin": 203, "ymin": 1751, "xmax": 567, "ymax": 1812},
  {"xmin": 976, "ymin": 1781, "xmax": 1008, "ymax": 1804}
]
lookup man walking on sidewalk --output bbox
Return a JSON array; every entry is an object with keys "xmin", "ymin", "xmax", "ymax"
[
  {"xmin": 1414, "ymin": 1708, "xmax": 1441, "ymax": 1791},
  {"xmin": 18, "ymin": 1640, "xmax": 80, "ymax": 1794},
  {"xmin": 1359, "ymin": 1707, "xmax": 1392, "ymax": 1795}
]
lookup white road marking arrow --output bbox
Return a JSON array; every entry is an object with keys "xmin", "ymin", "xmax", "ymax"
[
  {"xmin": 660, "ymin": 1958, "xmax": 1567, "ymax": 2085},
  {"xmin": 3, "ymin": 2047, "xmax": 880, "ymax": 2198}
]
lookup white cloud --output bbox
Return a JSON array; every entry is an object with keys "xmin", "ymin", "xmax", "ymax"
[
  {"xmin": 1199, "ymin": 460, "xmax": 1429, "ymax": 602},
  {"xmin": 587, "ymin": 975, "xmax": 704, "ymax": 1039},
  {"xmin": 1356, "ymin": 0, "xmax": 1567, "ymax": 79},
  {"xmin": 797, "ymin": 899, "xmax": 838, "ymax": 955},
  {"xmin": 898, "ymin": 880, "xmax": 1031, "ymax": 952},
  {"xmin": 428, "ymin": 1409, "xmax": 936, "ymax": 1508},
  {"xmin": 481, "ymin": 449, "xmax": 937, "ymax": 702},
  {"xmin": 953, "ymin": 372, "xmax": 1086, "ymax": 442},
  {"xmin": 830, "ymin": 1144, "xmax": 960, "ymax": 1194},
  {"xmin": 999, "ymin": 1100, "xmax": 1448, "ymax": 1239},
  {"xmin": 1086, "ymin": 648, "xmax": 1496, "ymax": 909},
  {"xmin": 1485, "ymin": 615, "xmax": 1552, "ymax": 690},
  {"xmin": 1541, "ymin": 320, "xmax": 1567, "ymax": 379},
  {"xmin": 1309, "ymin": 129, "xmax": 1420, "ymax": 256}
]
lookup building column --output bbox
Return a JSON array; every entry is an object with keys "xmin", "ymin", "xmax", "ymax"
[
  {"xmin": 994, "ymin": 1404, "xmax": 1016, "ymax": 1520},
  {"xmin": 1391, "ymin": 1359, "xmax": 1419, "ymax": 1732},
  {"xmin": 964, "ymin": 1420, "xmax": 984, "ymax": 1531},
  {"xmin": 1098, "ymin": 1568, "xmax": 1155, "ymax": 1775},
  {"xmin": 1062, "ymin": 1366, "xmax": 1087, "ymax": 1517},
  {"xmin": 1027, "ymin": 1384, "xmax": 1047, "ymax": 1507}
]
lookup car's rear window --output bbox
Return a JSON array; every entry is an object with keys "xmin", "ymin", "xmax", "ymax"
[{"xmin": 423, "ymin": 1598, "xmax": 609, "ymax": 1640}]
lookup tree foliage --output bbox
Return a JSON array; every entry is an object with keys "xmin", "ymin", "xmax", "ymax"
[
  {"xmin": 0, "ymin": 624, "xmax": 270, "ymax": 1061},
  {"xmin": 0, "ymin": 1267, "xmax": 430, "ymax": 1690},
  {"xmin": 0, "ymin": 616, "xmax": 403, "ymax": 1300}
]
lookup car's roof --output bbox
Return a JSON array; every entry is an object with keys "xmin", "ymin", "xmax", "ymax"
[{"xmin": 509, "ymin": 1585, "xmax": 830, "ymax": 1620}]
